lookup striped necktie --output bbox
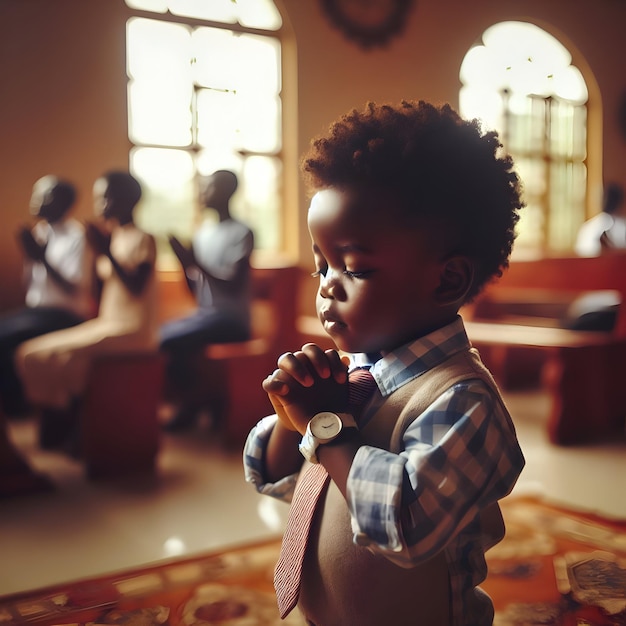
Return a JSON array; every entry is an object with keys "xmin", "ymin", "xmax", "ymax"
[{"xmin": 274, "ymin": 368, "xmax": 377, "ymax": 619}]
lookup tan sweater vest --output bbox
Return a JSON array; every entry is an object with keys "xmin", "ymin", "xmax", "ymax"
[{"xmin": 297, "ymin": 348, "xmax": 512, "ymax": 626}]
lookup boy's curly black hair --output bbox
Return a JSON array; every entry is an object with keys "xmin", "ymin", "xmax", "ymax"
[{"xmin": 301, "ymin": 100, "xmax": 524, "ymax": 301}]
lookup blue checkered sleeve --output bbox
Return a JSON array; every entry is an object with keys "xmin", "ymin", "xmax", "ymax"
[
  {"xmin": 243, "ymin": 414, "xmax": 298, "ymax": 502},
  {"xmin": 347, "ymin": 379, "xmax": 524, "ymax": 566}
]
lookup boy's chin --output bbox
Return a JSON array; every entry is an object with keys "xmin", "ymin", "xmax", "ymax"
[
  {"xmin": 328, "ymin": 336, "xmax": 356, "ymax": 354},
  {"xmin": 332, "ymin": 336, "xmax": 378, "ymax": 356}
]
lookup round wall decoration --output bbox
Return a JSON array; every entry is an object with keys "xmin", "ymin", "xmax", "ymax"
[{"xmin": 319, "ymin": 0, "xmax": 415, "ymax": 49}]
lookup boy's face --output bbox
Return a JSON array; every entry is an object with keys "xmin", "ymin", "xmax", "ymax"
[{"xmin": 308, "ymin": 187, "xmax": 454, "ymax": 355}]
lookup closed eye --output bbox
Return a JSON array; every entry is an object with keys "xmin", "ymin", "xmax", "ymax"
[
  {"xmin": 344, "ymin": 269, "xmax": 373, "ymax": 279},
  {"xmin": 311, "ymin": 267, "xmax": 373, "ymax": 279}
]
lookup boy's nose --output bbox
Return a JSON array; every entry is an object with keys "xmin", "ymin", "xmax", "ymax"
[{"xmin": 319, "ymin": 269, "xmax": 344, "ymax": 300}]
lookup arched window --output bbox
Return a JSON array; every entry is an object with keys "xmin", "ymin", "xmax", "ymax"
[
  {"xmin": 124, "ymin": 0, "xmax": 283, "ymax": 267},
  {"xmin": 459, "ymin": 21, "xmax": 589, "ymax": 256}
]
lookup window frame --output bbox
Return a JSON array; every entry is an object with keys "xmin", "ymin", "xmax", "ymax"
[{"xmin": 124, "ymin": 2, "xmax": 289, "ymax": 268}]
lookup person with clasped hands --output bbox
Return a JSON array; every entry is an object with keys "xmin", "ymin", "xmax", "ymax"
[
  {"xmin": 244, "ymin": 101, "xmax": 526, "ymax": 626},
  {"xmin": 0, "ymin": 176, "xmax": 94, "ymax": 417}
]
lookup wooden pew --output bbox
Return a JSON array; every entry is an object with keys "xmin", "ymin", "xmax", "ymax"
[
  {"xmin": 80, "ymin": 352, "xmax": 164, "ymax": 480},
  {"xmin": 463, "ymin": 254, "xmax": 626, "ymax": 445}
]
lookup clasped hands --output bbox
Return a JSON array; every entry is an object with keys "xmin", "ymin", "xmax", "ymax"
[
  {"xmin": 17, "ymin": 227, "xmax": 46, "ymax": 262},
  {"xmin": 168, "ymin": 234, "xmax": 195, "ymax": 268},
  {"xmin": 263, "ymin": 343, "xmax": 350, "ymax": 435},
  {"xmin": 85, "ymin": 222, "xmax": 111, "ymax": 256}
]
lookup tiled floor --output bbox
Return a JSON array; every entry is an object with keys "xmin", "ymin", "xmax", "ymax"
[{"xmin": 1, "ymin": 390, "xmax": 625, "ymax": 598}]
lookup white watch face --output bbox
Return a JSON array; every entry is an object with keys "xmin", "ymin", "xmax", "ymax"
[{"xmin": 310, "ymin": 411, "xmax": 342, "ymax": 441}]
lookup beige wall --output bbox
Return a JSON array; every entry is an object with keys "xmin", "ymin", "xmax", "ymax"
[{"xmin": 1, "ymin": 0, "xmax": 625, "ymax": 309}]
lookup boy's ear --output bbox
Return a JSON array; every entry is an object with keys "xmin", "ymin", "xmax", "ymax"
[{"xmin": 435, "ymin": 256, "xmax": 474, "ymax": 305}]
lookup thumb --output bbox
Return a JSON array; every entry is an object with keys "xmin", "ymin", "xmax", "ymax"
[{"xmin": 268, "ymin": 393, "xmax": 298, "ymax": 431}]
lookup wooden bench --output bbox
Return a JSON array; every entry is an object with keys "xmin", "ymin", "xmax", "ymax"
[
  {"xmin": 59, "ymin": 265, "xmax": 301, "ymax": 478},
  {"xmin": 463, "ymin": 254, "xmax": 626, "ymax": 445},
  {"xmin": 80, "ymin": 352, "xmax": 164, "ymax": 479}
]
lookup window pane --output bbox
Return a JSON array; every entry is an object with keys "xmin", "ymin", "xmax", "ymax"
[
  {"xmin": 572, "ymin": 106, "xmax": 588, "ymax": 160},
  {"xmin": 126, "ymin": 0, "xmax": 282, "ymax": 30},
  {"xmin": 235, "ymin": 34, "xmax": 281, "ymax": 95},
  {"xmin": 238, "ymin": 95, "xmax": 282, "ymax": 152},
  {"xmin": 552, "ymin": 66, "xmax": 588, "ymax": 104},
  {"xmin": 127, "ymin": 19, "xmax": 193, "ymax": 146},
  {"xmin": 130, "ymin": 147, "xmax": 196, "ymax": 266},
  {"xmin": 459, "ymin": 86, "xmax": 503, "ymax": 130},
  {"xmin": 548, "ymin": 161, "xmax": 587, "ymax": 252},
  {"xmin": 239, "ymin": 156, "xmax": 282, "ymax": 250},
  {"xmin": 196, "ymin": 89, "xmax": 281, "ymax": 154},
  {"xmin": 192, "ymin": 27, "xmax": 239, "ymax": 91},
  {"xmin": 169, "ymin": 0, "xmax": 237, "ymax": 23},
  {"xmin": 125, "ymin": 0, "xmax": 168, "ymax": 12},
  {"xmin": 237, "ymin": 0, "xmax": 282, "ymax": 30},
  {"xmin": 128, "ymin": 81, "xmax": 192, "ymax": 146},
  {"xmin": 192, "ymin": 30, "xmax": 281, "ymax": 95},
  {"xmin": 196, "ymin": 88, "xmax": 241, "ymax": 150},
  {"xmin": 127, "ymin": 18, "xmax": 191, "ymax": 82},
  {"xmin": 513, "ymin": 157, "xmax": 547, "ymax": 252}
]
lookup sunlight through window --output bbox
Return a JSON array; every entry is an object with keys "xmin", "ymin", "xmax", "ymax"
[
  {"xmin": 460, "ymin": 21, "xmax": 589, "ymax": 255},
  {"xmin": 125, "ymin": 1, "xmax": 283, "ymax": 267}
]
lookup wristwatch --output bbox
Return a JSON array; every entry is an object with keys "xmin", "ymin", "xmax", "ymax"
[{"xmin": 299, "ymin": 411, "xmax": 358, "ymax": 464}]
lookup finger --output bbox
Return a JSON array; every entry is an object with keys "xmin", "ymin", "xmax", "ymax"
[
  {"xmin": 300, "ymin": 343, "xmax": 333, "ymax": 379},
  {"xmin": 267, "ymin": 393, "xmax": 297, "ymax": 431},
  {"xmin": 324, "ymin": 349, "xmax": 349, "ymax": 383},
  {"xmin": 262, "ymin": 369, "xmax": 290, "ymax": 395},
  {"xmin": 275, "ymin": 351, "xmax": 314, "ymax": 386}
]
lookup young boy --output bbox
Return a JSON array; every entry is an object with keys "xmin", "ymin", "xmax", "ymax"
[{"xmin": 244, "ymin": 100, "xmax": 526, "ymax": 626}]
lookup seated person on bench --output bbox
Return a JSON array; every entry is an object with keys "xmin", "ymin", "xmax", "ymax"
[
  {"xmin": 160, "ymin": 170, "xmax": 254, "ymax": 433},
  {"xmin": 16, "ymin": 171, "xmax": 158, "ymax": 450},
  {"xmin": 575, "ymin": 183, "xmax": 625, "ymax": 257},
  {"xmin": 0, "ymin": 176, "xmax": 94, "ymax": 417},
  {"xmin": 570, "ymin": 183, "xmax": 625, "ymax": 331}
]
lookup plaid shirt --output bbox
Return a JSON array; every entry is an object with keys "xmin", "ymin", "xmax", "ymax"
[{"xmin": 243, "ymin": 316, "xmax": 525, "ymax": 625}]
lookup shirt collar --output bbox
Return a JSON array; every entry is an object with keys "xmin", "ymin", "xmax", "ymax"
[{"xmin": 352, "ymin": 316, "xmax": 471, "ymax": 397}]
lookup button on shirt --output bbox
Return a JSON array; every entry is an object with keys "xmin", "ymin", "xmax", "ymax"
[{"xmin": 243, "ymin": 316, "xmax": 525, "ymax": 624}]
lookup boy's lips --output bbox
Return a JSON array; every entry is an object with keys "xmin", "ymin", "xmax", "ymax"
[{"xmin": 320, "ymin": 309, "xmax": 346, "ymax": 331}]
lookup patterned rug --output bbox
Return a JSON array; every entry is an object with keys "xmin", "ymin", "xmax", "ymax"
[{"xmin": 0, "ymin": 496, "xmax": 624, "ymax": 625}]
